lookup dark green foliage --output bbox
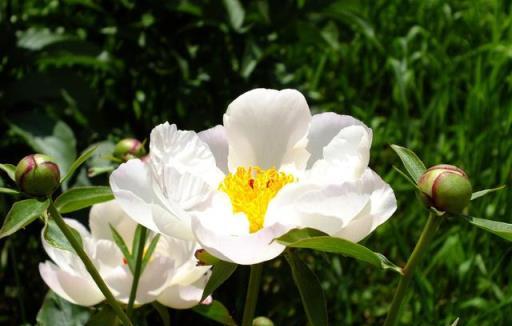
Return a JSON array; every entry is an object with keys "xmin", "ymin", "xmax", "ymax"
[{"xmin": 1, "ymin": 0, "xmax": 511, "ymax": 325}]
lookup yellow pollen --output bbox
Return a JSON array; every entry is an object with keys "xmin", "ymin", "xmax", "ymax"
[{"xmin": 219, "ymin": 167, "xmax": 295, "ymax": 233}]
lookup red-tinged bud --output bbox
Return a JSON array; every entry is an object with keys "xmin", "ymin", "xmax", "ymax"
[
  {"xmin": 418, "ymin": 164, "xmax": 472, "ymax": 214},
  {"xmin": 15, "ymin": 154, "xmax": 60, "ymax": 196},
  {"xmin": 113, "ymin": 138, "xmax": 146, "ymax": 161}
]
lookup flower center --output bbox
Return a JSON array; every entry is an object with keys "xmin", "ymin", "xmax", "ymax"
[{"xmin": 219, "ymin": 167, "xmax": 295, "ymax": 233}]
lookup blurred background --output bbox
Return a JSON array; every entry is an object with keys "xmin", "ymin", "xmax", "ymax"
[{"xmin": 1, "ymin": 0, "xmax": 511, "ymax": 325}]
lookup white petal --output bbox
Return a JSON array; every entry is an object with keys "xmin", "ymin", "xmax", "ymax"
[
  {"xmin": 111, "ymin": 134, "xmax": 218, "ymax": 241},
  {"xmin": 158, "ymin": 165, "xmax": 213, "ymax": 211},
  {"xmin": 192, "ymin": 192, "xmax": 249, "ymax": 236},
  {"xmin": 265, "ymin": 181, "xmax": 371, "ymax": 235},
  {"xmin": 110, "ymin": 159, "xmax": 160, "ymax": 232},
  {"xmin": 41, "ymin": 219, "xmax": 90, "ymax": 274},
  {"xmin": 308, "ymin": 125, "xmax": 372, "ymax": 183},
  {"xmin": 64, "ymin": 218, "xmax": 91, "ymax": 238},
  {"xmin": 92, "ymin": 239, "xmax": 124, "ymax": 273},
  {"xmin": 151, "ymin": 203, "xmax": 195, "ymax": 241},
  {"xmin": 39, "ymin": 262, "xmax": 104, "ymax": 306},
  {"xmin": 89, "ymin": 200, "xmax": 137, "ymax": 245},
  {"xmin": 156, "ymin": 236, "xmax": 210, "ymax": 286},
  {"xmin": 224, "ymin": 88, "xmax": 311, "ymax": 171},
  {"xmin": 157, "ymin": 274, "xmax": 210, "ymax": 309},
  {"xmin": 192, "ymin": 214, "xmax": 289, "ymax": 265},
  {"xmin": 306, "ymin": 112, "xmax": 372, "ymax": 168},
  {"xmin": 333, "ymin": 169, "xmax": 397, "ymax": 242},
  {"xmin": 149, "ymin": 122, "xmax": 223, "ymax": 186},
  {"xmin": 198, "ymin": 125, "xmax": 229, "ymax": 174},
  {"xmin": 104, "ymin": 256, "xmax": 173, "ymax": 304}
]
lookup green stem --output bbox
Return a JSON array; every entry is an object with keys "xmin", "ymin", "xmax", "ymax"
[
  {"xmin": 48, "ymin": 200, "xmax": 133, "ymax": 326},
  {"xmin": 127, "ymin": 226, "xmax": 147, "ymax": 317},
  {"xmin": 383, "ymin": 213, "xmax": 442, "ymax": 326},
  {"xmin": 241, "ymin": 264, "xmax": 263, "ymax": 326}
]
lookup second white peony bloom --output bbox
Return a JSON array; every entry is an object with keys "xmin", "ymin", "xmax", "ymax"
[
  {"xmin": 39, "ymin": 200, "xmax": 211, "ymax": 308},
  {"xmin": 110, "ymin": 88, "xmax": 397, "ymax": 265}
]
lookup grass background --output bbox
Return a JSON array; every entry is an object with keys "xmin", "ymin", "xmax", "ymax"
[{"xmin": 0, "ymin": 0, "xmax": 511, "ymax": 325}]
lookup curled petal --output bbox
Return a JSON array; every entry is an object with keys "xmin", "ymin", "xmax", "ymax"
[
  {"xmin": 333, "ymin": 169, "xmax": 397, "ymax": 242},
  {"xmin": 306, "ymin": 112, "xmax": 372, "ymax": 168},
  {"xmin": 308, "ymin": 125, "xmax": 372, "ymax": 183}
]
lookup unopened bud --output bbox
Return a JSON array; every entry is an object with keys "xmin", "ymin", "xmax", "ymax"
[
  {"xmin": 195, "ymin": 249, "xmax": 220, "ymax": 266},
  {"xmin": 253, "ymin": 317, "xmax": 274, "ymax": 326},
  {"xmin": 15, "ymin": 154, "xmax": 60, "ymax": 196},
  {"xmin": 418, "ymin": 164, "xmax": 472, "ymax": 214},
  {"xmin": 113, "ymin": 138, "xmax": 146, "ymax": 161}
]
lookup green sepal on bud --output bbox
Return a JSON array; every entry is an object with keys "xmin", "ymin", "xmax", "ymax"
[
  {"xmin": 113, "ymin": 138, "xmax": 146, "ymax": 162},
  {"xmin": 195, "ymin": 249, "xmax": 220, "ymax": 266},
  {"xmin": 15, "ymin": 154, "xmax": 60, "ymax": 197},
  {"xmin": 418, "ymin": 164, "xmax": 472, "ymax": 214}
]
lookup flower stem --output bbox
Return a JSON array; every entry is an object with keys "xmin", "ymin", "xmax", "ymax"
[
  {"xmin": 241, "ymin": 264, "xmax": 263, "ymax": 326},
  {"xmin": 383, "ymin": 212, "xmax": 442, "ymax": 326},
  {"xmin": 127, "ymin": 226, "xmax": 147, "ymax": 317},
  {"xmin": 48, "ymin": 200, "xmax": 133, "ymax": 326}
]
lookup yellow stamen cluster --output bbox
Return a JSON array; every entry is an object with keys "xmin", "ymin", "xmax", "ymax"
[{"xmin": 219, "ymin": 167, "xmax": 295, "ymax": 233}]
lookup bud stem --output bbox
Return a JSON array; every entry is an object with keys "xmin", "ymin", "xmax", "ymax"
[
  {"xmin": 241, "ymin": 264, "xmax": 263, "ymax": 326},
  {"xmin": 48, "ymin": 200, "xmax": 133, "ymax": 326},
  {"xmin": 383, "ymin": 212, "xmax": 442, "ymax": 326}
]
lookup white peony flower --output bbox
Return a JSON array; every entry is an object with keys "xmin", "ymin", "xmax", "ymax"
[
  {"xmin": 110, "ymin": 88, "xmax": 397, "ymax": 265},
  {"xmin": 39, "ymin": 200, "xmax": 210, "ymax": 308}
]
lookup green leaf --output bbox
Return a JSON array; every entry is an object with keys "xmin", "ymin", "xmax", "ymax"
[
  {"xmin": 86, "ymin": 305, "xmax": 118, "ymax": 326},
  {"xmin": 54, "ymin": 186, "xmax": 114, "ymax": 213},
  {"xmin": 201, "ymin": 261, "xmax": 238, "ymax": 301},
  {"xmin": 0, "ymin": 198, "xmax": 50, "ymax": 239},
  {"xmin": 142, "ymin": 234, "xmax": 160, "ymax": 272},
  {"xmin": 131, "ymin": 224, "xmax": 143, "ymax": 254},
  {"xmin": 17, "ymin": 28, "xmax": 75, "ymax": 50},
  {"xmin": 223, "ymin": 0, "xmax": 245, "ymax": 31},
  {"xmin": 284, "ymin": 251, "xmax": 328, "ymax": 326},
  {"xmin": 0, "ymin": 163, "xmax": 16, "ymax": 181},
  {"xmin": 0, "ymin": 187, "xmax": 21, "ymax": 195},
  {"xmin": 471, "ymin": 185, "xmax": 506, "ymax": 201},
  {"xmin": 36, "ymin": 290, "xmax": 91, "ymax": 326},
  {"xmin": 192, "ymin": 300, "xmax": 237, "ymax": 326},
  {"xmin": 278, "ymin": 227, "xmax": 327, "ymax": 242},
  {"xmin": 392, "ymin": 166, "xmax": 418, "ymax": 187},
  {"xmin": 466, "ymin": 216, "xmax": 512, "ymax": 241},
  {"xmin": 44, "ymin": 218, "xmax": 83, "ymax": 252},
  {"xmin": 390, "ymin": 144, "xmax": 427, "ymax": 183},
  {"xmin": 278, "ymin": 229, "xmax": 402, "ymax": 274},
  {"xmin": 110, "ymin": 224, "xmax": 133, "ymax": 272},
  {"xmin": 61, "ymin": 146, "xmax": 97, "ymax": 184}
]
